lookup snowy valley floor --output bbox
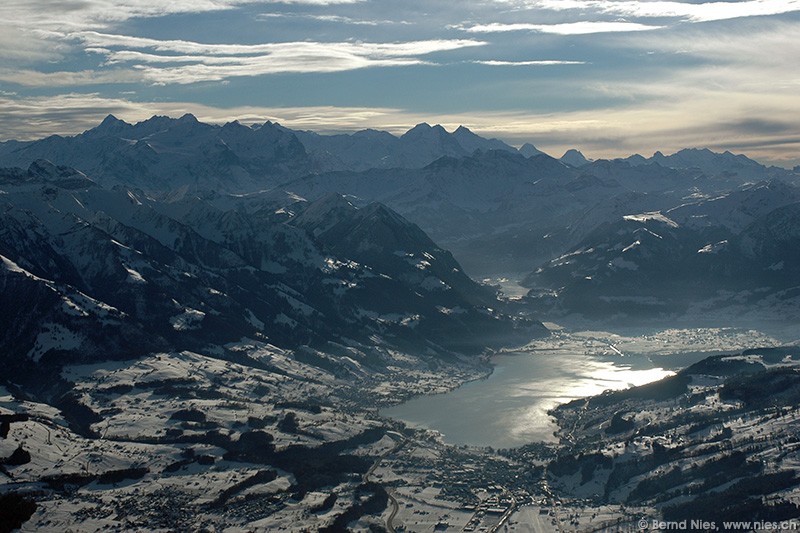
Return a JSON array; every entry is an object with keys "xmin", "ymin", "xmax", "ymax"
[{"xmin": 2, "ymin": 327, "xmax": 799, "ymax": 532}]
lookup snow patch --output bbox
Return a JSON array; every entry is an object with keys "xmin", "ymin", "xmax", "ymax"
[
  {"xmin": 698, "ymin": 240, "xmax": 728, "ymax": 254},
  {"xmin": 170, "ymin": 308, "xmax": 205, "ymax": 331},
  {"xmin": 322, "ymin": 257, "xmax": 360, "ymax": 272},
  {"xmin": 551, "ymin": 247, "xmax": 594, "ymax": 265},
  {"xmin": 126, "ymin": 190, "xmax": 142, "ymax": 205},
  {"xmin": 28, "ymin": 323, "xmax": 84, "ymax": 362},
  {"xmin": 623, "ymin": 211, "xmax": 679, "ymax": 228},
  {"xmin": 622, "ymin": 240, "xmax": 641, "ymax": 253},
  {"xmin": 124, "ymin": 265, "xmax": 146, "ymax": 284},
  {"xmin": 61, "ymin": 298, "xmax": 89, "ymax": 317},
  {"xmin": 400, "ymin": 314, "xmax": 420, "ymax": 328},
  {"xmin": 436, "ymin": 306, "xmax": 466, "ymax": 315},
  {"xmin": 110, "ymin": 239, "xmax": 135, "ymax": 252},
  {"xmin": 1, "ymin": 254, "xmax": 30, "ymax": 275},
  {"xmin": 324, "ymin": 278, "xmax": 358, "ymax": 295},
  {"xmin": 61, "ymin": 292, "xmax": 117, "ymax": 318}
]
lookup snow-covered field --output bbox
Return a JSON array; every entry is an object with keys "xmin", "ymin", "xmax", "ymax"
[
  {"xmin": 0, "ymin": 337, "xmax": 487, "ymax": 531},
  {"xmin": 2, "ymin": 327, "xmax": 798, "ymax": 531}
]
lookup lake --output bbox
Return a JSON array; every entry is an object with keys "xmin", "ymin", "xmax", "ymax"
[{"xmin": 382, "ymin": 348, "xmax": 693, "ymax": 449}]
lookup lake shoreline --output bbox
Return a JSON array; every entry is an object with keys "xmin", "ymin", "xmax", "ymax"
[{"xmin": 382, "ymin": 327, "xmax": 782, "ymax": 449}]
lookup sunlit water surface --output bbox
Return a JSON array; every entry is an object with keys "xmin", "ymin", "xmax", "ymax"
[{"xmin": 382, "ymin": 351, "xmax": 683, "ymax": 448}]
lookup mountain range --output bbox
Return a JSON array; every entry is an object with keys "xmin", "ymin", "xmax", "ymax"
[
  {"xmin": 523, "ymin": 180, "xmax": 800, "ymax": 323},
  {"xmin": 1, "ymin": 114, "xmax": 798, "ymax": 328},
  {"xmin": 2, "ymin": 114, "xmax": 799, "ymax": 531},
  {"xmin": 0, "ymin": 159, "xmax": 544, "ymax": 396}
]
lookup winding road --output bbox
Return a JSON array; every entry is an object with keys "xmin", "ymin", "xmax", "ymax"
[{"xmin": 363, "ymin": 433, "xmax": 406, "ymax": 533}]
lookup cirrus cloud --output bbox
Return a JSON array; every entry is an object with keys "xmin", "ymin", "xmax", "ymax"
[
  {"xmin": 474, "ymin": 59, "xmax": 586, "ymax": 66},
  {"xmin": 527, "ymin": 0, "xmax": 800, "ymax": 23},
  {"xmin": 460, "ymin": 21, "xmax": 663, "ymax": 34},
  {"xmin": 67, "ymin": 32, "xmax": 488, "ymax": 83},
  {"xmin": 0, "ymin": 0, "xmax": 367, "ymax": 66},
  {"xmin": 0, "ymin": 0, "xmax": 362, "ymax": 30}
]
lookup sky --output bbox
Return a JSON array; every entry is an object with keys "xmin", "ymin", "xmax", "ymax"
[{"xmin": 1, "ymin": 0, "xmax": 799, "ymax": 167}]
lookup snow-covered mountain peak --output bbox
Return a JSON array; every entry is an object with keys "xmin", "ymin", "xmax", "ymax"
[
  {"xmin": 519, "ymin": 142, "xmax": 544, "ymax": 158},
  {"xmin": 561, "ymin": 149, "xmax": 590, "ymax": 167},
  {"xmin": 133, "ymin": 115, "xmax": 179, "ymax": 136},
  {"xmin": 400, "ymin": 123, "xmax": 453, "ymax": 145},
  {"xmin": 100, "ymin": 113, "xmax": 123, "ymax": 125},
  {"xmin": 88, "ymin": 114, "xmax": 131, "ymax": 136},
  {"xmin": 402, "ymin": 122, "xmax": 434, "ymax": 136}
]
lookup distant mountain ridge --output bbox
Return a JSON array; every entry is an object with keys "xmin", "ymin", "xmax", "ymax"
[
  {"xmin": 281, "ymin": 121, "xmax": 519, "ymax": 172},
  {"xmin": 0, "ymin": 115, "xmax": 527, "ymax": 188},
  {"xmin": 0, "ymin": 114, "xmax": 312, "ymax": 192},
  {"xmin": 1, "ymin": 114, "xmax": 797, "ymax": 280},
  {"xmin": 3, "ymin": 114, "xmax": 791, "ymax": 193}
]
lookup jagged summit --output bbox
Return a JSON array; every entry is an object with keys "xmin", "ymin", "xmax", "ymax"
[
  {"xmin": 0, "ymin": 114, "xmax": 795, "ymax": 198},
  {"xmin": 519, "ymin": 142, "xmax": 544, "ymax": 158},
  {"xmin": 452, "ymin": 125, "xmax": 516, "ymax": 154},
  {"xmin": 0, "ymin": 114, "xmax": 313, "ymax": 192},
  {"xmin": 86, "ymin": 114, "xmax": 130, "ymax": 136},
  {"xmin": 400, "ymin": 123, "xmax": 452, "ymax": 144},
  {"xmin": 99, "ymin": 113, "xmax": 126, "ymax": 127},
  {"xmin": 401, "ymin": 122, "xmax": 432, "ymax": 137},
  {"xmin": 560, "ymin": 148, "xmax": 590, "ymax": 167},
  {"xmin": 621, "ymin": 153, "xmax": 649, "ymax": 166}
]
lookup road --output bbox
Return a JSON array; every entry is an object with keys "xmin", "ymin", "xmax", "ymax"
[
  {"xmin": 363, "ymin": 433, "xmax": 406, "ymax": 533},
  {"xmin": 385, "ymin": 490, "xmax": 400, "ymax": 533},
  {"xmin": 489, "ymin": 493, "xmax": 517, "ymax": 533}
]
